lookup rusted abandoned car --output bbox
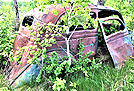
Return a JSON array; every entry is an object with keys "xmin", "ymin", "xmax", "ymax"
[{"xmin": 8, "ymin": 4, "xmax": 133, "ymax": 87}]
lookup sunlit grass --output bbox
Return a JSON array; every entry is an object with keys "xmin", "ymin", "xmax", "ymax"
[
  {"xmin": 1, "ymin": 59, "xmax": 133, "ymax": 91},
  {"xmin": 65, "ymin": 59, "xmax": 134, "ymax": 91}
]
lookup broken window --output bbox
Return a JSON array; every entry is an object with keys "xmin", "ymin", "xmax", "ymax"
[
  {"xmin": 22, "ymin": 15, "xmax": 34, "ymax": 27},
  {"xmin": 102, "ymin": 19, "xmax": 125, "ymax": 36},
  {"xmin": 56, "ymin": 12, "xmax": 96, "ymax": 32}
]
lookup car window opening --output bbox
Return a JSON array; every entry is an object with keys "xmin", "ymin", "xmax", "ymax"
[
  {"xmin": 102, "ymin": 20, "xmax": 125, "ymax": 36},
  {"xmin": 22, "ymin": 15, "xmax": 34, "ymax": 27},
  {"xmin": 56, "ymin": 12, "xmax": 96, "ymax": 32},
  {"xmin": 57, "ymin": 20, "xmax": 95, "ymax": 32}
]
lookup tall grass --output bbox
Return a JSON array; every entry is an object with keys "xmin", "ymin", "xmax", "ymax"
[
  {"xmin": 0, "ymin": 59, "xmax": 133, "ymax": 91},
  {"xmin": 0, "ymin": 71, "xmax": 13, "ymax": 91},
  {"xmin": 66, "ymin": 59, "xmax": 134, "ymax": 91}
]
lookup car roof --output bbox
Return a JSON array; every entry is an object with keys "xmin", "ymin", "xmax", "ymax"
[{"xmin": 23, "ymin": 4, "xmax": 124, "ymax": 25}]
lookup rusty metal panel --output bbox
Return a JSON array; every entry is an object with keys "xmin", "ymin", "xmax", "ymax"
[
  {"xmin": 99, "ymin": 17, "xmax": 133, "ymax": 69},
  {"xmin": 51, "ymin": 28, "xmax": 98, "ymax": 58}
]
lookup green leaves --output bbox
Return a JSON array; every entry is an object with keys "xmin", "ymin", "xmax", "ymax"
[
  {"xmin": 51, "ymin": 9, "xmax": 58, "ymax": 16},
  {"xmin": 0, "ymin": 87, "xmax": 10, "ymax": 91},
  {"xmin": 105, "ymin": 0, "xmax": 134, "ymax": 31},
  {"xmin": 52, "ymin": 78, "xmax": 66, "ymax": 91},
  {"xmin": 0, "ymin": 3, "xmax": 17, "ymax": 65}
]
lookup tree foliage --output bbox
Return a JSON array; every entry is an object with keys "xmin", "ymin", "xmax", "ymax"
[
  {"xmin": 0, "ymin": 1, "xmax": 16, "ymax": 66},
  {"xmin": 105, "ymin": 0, "xmax": 134, "ymax": 31},
  {"xmin": 0, "ymin": 0, "xmax": 32, "ymax": 68}
]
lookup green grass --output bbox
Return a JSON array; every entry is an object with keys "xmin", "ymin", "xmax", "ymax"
[
  {"xmin": 66, "ymin": 59, "xmax": 134, "ymax": 91},
  {"xmin": 0, "ymin": 59, "xmax": 133, "ymax": 91},
  {"xmin": 0, "ymin": 71, "xmax": 14, "ymax": 91}
]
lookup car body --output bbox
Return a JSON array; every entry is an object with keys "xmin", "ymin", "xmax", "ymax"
[{"xmin": 8, "ymin": 4, "xmax": 133, "ymax": 87}]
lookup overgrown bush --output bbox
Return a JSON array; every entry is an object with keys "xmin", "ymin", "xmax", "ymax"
[
  {"xmin": 0, "ymin": 1, "xmax": 16, "ymax": 68},
  {"xmin": 0, "ymin": 0, "xmax": 33, "ymax": 68},
  {"xmin": 105, "ymin": 0, "xmax": 134, "ymax": 31}
]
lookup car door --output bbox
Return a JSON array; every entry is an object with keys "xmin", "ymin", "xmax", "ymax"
[{"xmin": 99, "ymin": 17, "xmax": 133, "ymax": 69}]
